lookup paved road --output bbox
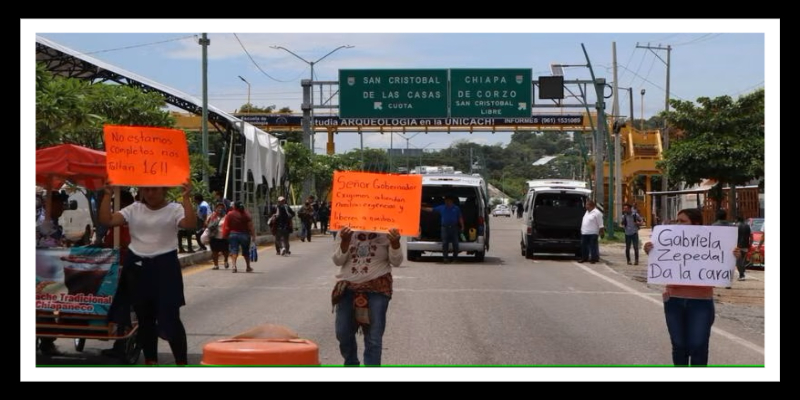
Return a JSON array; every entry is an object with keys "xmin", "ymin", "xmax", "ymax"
[{"xmin": 31, "ymin": 219, "xmax": 769, "ymax": 380}]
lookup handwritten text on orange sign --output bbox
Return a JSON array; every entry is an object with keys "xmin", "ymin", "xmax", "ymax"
[
  {"xmin": 330, "ymin": 171, "xmax": 422, "ymax": 235},
  {"xmin": 104, "ymin": 125, "xmax": 190, "ymax": 186}
]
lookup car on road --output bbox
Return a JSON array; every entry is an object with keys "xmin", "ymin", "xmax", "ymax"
[
  {"xmin": 492, "ymin": 204, "xmax": 512, "ymax": 217},
  {"xmin": 745, "ymin": 217, "xmax": 765, "ymax": 268}
]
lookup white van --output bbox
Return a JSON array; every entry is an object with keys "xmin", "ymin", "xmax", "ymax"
[
  {"xmin": 58, "ymin": 186, "xmax": 94, "ymax": 245},
  {"xmin": 407, "ymin": 174, "xmax": 491, "ymax": 262},
  {"xmin": 519, "ymin": 179, "xmax": 591, "ymax": 259}
]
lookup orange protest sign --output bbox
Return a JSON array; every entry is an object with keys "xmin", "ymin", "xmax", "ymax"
[
  {"xmin": 329, "ymin": 171, "xmax": 422, "ymax": 236},
  {"xmin": 103, "ymin": 125, "xmax": 191, "ymax": 186}
]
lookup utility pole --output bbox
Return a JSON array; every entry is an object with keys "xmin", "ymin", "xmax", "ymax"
[
  {"xmin": 199, "ymin": 33, "xmax": 210, "ymax": 189},
  {"xmin": 637, "ymin": 43, "xmax": 672, "ymax": 222},
  {"xmin": 581, "ymin": 44, "xmax": 607, "ymax": 220},
  {"xmin": 612, "ymin": 42, "xmax": 622, "ymax": 231}
]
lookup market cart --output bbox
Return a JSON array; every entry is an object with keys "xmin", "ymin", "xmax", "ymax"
[{"xmin": 35, "ymin": 144, "xmax": 141, "ymax": 364}]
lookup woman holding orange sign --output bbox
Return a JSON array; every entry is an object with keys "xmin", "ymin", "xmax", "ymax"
[
  {"xmin": 331, "ymin": 226, "xmax": 403, "ymax": 366},
  {"xmin": 100, "ymin": 181, "xmax": 196, "ymax": 366}
]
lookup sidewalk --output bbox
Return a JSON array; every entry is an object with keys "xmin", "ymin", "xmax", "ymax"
[
  {"xmin": 600, "ymin": 228, "xmax": 765, "ymax": 307},
  {"xmin": 177, "ymin": 231, "xmax": 326, "ymax": 268}
]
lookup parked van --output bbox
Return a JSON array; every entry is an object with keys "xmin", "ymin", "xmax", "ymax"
[
  {"xmin": 519, "ymin": 179, "xmax": 591, "ymax": 259},
  {"xmin": 407, "ymin": 174, "xmax": 490, "ymax": 262},
  {"xmin": 58, "ymin": 186, "xmax": 94, "ymax": 246}
]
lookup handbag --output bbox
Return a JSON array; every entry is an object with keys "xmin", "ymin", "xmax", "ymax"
[
  {"xmin": 249, "ymin": 242, "xmax": 258, "ymax": 262},
  {"xmin": 200, "ymin": 228, "xmax": 211, "ymax": 245}
]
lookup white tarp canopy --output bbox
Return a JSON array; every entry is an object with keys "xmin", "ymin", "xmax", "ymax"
[{"xmin": 36, "ymin": 35, "xmax": 285, "ymax": 189}]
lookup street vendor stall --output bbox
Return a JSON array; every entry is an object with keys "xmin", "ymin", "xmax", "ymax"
[{"xmin": 35, "ymin": 144, "xmax": 141, "ymax": 364}]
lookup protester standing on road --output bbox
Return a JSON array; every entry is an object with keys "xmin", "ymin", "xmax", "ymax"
[
  {"xmin": 422, "ymin": 195, "xmax": 464, "ymax": 263},
  {"xmin": 206, "ymin": 202, "xmax": 230, "ymax": 270},
  {"xmin": 580, "ymin": 199, "xmax": 605, "ymax": 264},
  {"xmin": 735, "ymin": 216, "xmax": 752, "ymax": 281},
  {"xmin": 222, "ymin": 201, "xmax": 255, "ymax": 273},
  {"xmin": 644, "ymin": 207, "xmax": 742, "ymax": 367},
  {"xmin": 620, "ymin": 203, "xmax": 643, "ymax": 265},
  {"xmin": 331, "ymin": 226, "xmax": 403, "ymax": 366},
  {"xmin": 100, "ymin": 181, "xmax": 196, "ymax": 366}
]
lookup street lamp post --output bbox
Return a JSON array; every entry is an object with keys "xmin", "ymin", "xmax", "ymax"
[
  {"xmin": 640, "ymin": 89, "xmax": 646, "ymax": 131},
  {"xmin": 270, "ymin": 44, "xmax": 354, "ymax": 153},
  {"xmin": 271, "ymin": 44, "xmax": 353, "ymax": 196},
  {"xmin": 238, "ymin": 75, "xmax": 251, "ymax": 110},
  {"xmin": 398, "ymin": 132, "xmax": 422, "ymax": 172}
]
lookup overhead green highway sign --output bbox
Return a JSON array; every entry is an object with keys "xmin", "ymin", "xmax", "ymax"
[
  {"xmin": 339, "ymin": 68, "xmax": 533, "ymax": 118},
  {"xmin": 449, "ymin": 68, "xmax": 532, "ymax": 118},
  {"xmin": 339, "ymin": 69, "xmax": 449, "ymax": 118}
]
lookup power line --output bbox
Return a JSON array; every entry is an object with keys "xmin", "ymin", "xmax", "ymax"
[
  {"xmin": 80, "ymin": 34, "xmax": 197, "ymax": 55},
  {"xmin": 232, "ymin": 33, "xmax": 302, "ymax": 83},
  {"xmin": 672, "ymin": 33, "xmax": 723, "ymax": 47},
  {"xmin": 731, "ymin": 81, "xmax": 765, "ymax": 96}
]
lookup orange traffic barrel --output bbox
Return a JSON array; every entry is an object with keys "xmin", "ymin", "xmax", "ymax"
[{"xmin": 201, "ymin": 338, "xmax": 320, "ymax": 366}]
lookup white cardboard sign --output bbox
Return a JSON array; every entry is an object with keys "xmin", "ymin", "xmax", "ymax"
[{"xmin": 647, "ymin": 225, "xmax": 738, "ymax": 287}]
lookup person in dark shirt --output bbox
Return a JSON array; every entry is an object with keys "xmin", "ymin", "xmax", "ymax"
[
  {"xmin": 422, "ymin": 195, "xmax": 464, "ymax": 263},
  {"xmin": 735, "ymin": 216, "xmax": 752, "ymax": 281},
  {"xmin": 318, "ymin": 201, "xmax": 331, "ymax": 235}
]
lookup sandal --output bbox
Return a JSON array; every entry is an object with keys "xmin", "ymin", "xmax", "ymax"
[
  {"xmin": 212, "ymin": 265, "xmax": 220, "ymax": 270},
  {"xmin": 246, "ymin": 267, "xmax": 253, "ymax": 273},
  {"xmin": 232, "ymin": 267, "xmax": 238, "ymax": 273},
  {"xmin": 224, "ymin": 262, "xmax": 230, "ymax": 269}
]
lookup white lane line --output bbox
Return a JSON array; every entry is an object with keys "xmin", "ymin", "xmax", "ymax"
[{"xmin": 574, "ymin": 261, "xmax": 764, "ymax": 356}]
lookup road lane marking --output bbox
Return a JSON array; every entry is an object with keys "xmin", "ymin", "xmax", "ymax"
[{"xmin": 574, "ymin": 261, "xmax": 765, "ymax": 356}]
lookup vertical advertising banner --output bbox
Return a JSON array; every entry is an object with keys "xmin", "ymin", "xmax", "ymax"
[
  {"xmin": 103, "ymin": 125, "xmax": 190, "ymax": 186},
  {"xmin": 329, "ymin": 171, "xmax": 422, "ymax": 236},
  {"xmin": 646, "ymin": 225, "xmax": 738, "ymax": 287},
  {"xmin": 35, "ymin": 247, "xmax": 120, "ymax": 315}
]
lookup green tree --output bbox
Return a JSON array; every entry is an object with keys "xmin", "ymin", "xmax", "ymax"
[
  {"xmin": 283, "ymin": 142, "xmax": 314, "ymax": 204},
  {"xmin": 36, "ymin": 62, "xmax": 175, "ymax": 150},
  {"xmin": 312, "ymin": 154, "xmax": 363, "ymax": 202},
  {"xmin": 657, "ymin": 89, "xmax": 764, "ymax": 216}
]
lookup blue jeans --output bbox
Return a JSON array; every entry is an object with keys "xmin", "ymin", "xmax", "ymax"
[
  {"xmin": 335, "ymin": 289, "xmax": 391, "ymax": 366},
  {"xmin": 625, "ymin": 232, "xmax": 640, "ymax": 263},
  {"xmin": 441, "ymin": 225, "xmax": 460, "ymax": 260},
  {"xmin": 663, "ymin": 297, "xmax": 715, "ymax": 366},
  {"xmin": 581, "ymin": 234, "xmax": 599, "ymax": 261},
  {"xmin": 227, "ymin": 232, "xmax": 250, "ymax": 256}
]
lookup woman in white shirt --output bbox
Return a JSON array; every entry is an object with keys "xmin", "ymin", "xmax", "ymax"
[{"xmin": 99, "ymin": 182, "xmax": 196, "ymax": 366}]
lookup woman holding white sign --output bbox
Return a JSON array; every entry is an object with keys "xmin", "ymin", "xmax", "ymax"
[{"xmin": 643, "ymin": 208, "xmax": 742, "ymax": 367}]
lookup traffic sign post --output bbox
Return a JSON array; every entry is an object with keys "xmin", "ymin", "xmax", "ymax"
[
  {"xmin": 339, "ymin": 69, "xmax": 448, "ymax": 118},
  {"xmin": 450, "ymin": 68, "xmax": 532, "ymax": 118}
]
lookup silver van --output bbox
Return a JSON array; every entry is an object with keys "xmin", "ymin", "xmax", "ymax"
[
  {"xmin": 519, "ymin": 179, "xmax": 591, "ymax": 259},
  {"xmin": 407, "ymin": 174, "xmax": 491, "ymax": 262}
]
